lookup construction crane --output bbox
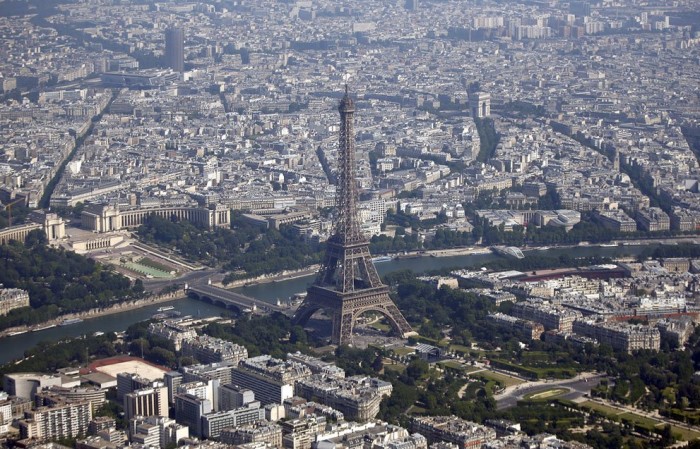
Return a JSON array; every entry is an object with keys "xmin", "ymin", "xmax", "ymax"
[{"xmin": 3, "ymin": 198, "xmax": 25, "ymax": 227}]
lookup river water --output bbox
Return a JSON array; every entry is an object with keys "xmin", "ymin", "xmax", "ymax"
[{"xmin": 0, "ymin": 244, "xmax": 654, "ymax": 365}]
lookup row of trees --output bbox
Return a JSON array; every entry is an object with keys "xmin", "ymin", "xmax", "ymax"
[
  {"xmin": 380, "ymin": 207, "xmax": 689, "ymax": 253},
  {"xmin": 370, "ymin": 233, "xmax": 422, "ymax": 254},
  {"xmin": 0, "ymin": 333, "xmax": 121, "ymax": 377},
  {"xmin": 136, "ymin": 213, "xmax": 324, "ymax": 282}
]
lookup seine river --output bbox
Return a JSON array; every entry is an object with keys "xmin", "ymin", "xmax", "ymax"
[{"xmin": 0, "ymin": 244, "xmax": 656, "ymax": 365}]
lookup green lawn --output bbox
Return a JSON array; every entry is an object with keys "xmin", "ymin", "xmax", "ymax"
[
  {"xmin": 138, "ymin": 257, "xmax": 173, "ymax": 273},
  {"xmin": 309, "ymin": 345, "xmax": 336, "ymax": 355},
  {"xmin": 580, "ymin": 400, "xmax": 624, "ymax": 416},
  {"xmin": 471, "ymin": 370, "xmax": 525, "ymax": 387},
  {"xmin": 449, "ymin": 344, "xmax": 472, "ymax": 354},
  {"xmin": 669, "ymin": 425, "xmax": 700, "ymax": 441},
  {"xmin": 384, "ymin": 364, "xmax": 407, "ymax": 373},
  {"xmin": 618, "ymin": 412, "xmax": 659, "ymax": 430},
  {"xmin": 408, "ymin": 406, "xmax": 427, "ymax": 415},
  {"xmin": 523, "ymin": 388, "xmax": 569, "ymax": 401},
  {"xmin": 438, "ymin": 360, "xmax": 465, "ymax": 370},
  {"xmin": 667, "ymin": 407, "xmax": 700, "ymax": 424},
  {"xmin": 391, "ymin": 347, "xmax": 416, "ymax": 356},
  {"xmin": 414, "ymin": 335, "xmax": 450, "ymax": 347},
  {"xmin": 520, "ymin": 351, "xmax": 570, "ymax": 362},
  {"xmin": 124, "ymin": 262, "xmax": 174, "ymax": 279},
  {"xmin": 491, "ymin": 359, "xmax": 578, "ymax": 379}
]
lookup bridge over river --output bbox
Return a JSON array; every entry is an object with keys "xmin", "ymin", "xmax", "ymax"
[{"xmin": 187, "ymin": 282, "xmax": 293, "ymax": 316}]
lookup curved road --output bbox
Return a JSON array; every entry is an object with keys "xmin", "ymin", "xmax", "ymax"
[{"xmin": 495, "ymin": 372, "xmax": 605, "ymax": 409}]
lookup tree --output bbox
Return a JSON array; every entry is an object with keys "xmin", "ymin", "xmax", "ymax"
[
  {"xmin": 406, "ymin": 359, "xmax": 429, "ymax": 381},
  {"xmin": 133, "ymin": 279, "xmax": 145, "ymax": 294},
  {"xmin": 24, "ymin": 229, "xmax": 47, "ymax": 248},
  {"xmin": 659, "ymin": 424, "xmax": 674, "ymax": 446},
  {"xmin": 372, "ymin": 355, "xmax": 384, "ymax": 373}
]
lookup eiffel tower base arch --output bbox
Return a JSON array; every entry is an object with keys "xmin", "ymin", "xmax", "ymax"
[{"xmin": 293, "ymin": 285, "xmax": 416, "ymax": 346}]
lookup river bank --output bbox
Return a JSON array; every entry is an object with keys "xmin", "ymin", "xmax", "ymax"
[
  {"xmin": 217, "ymin": 245, "xmax": 496, "ymax": 288},
  {"xmin": 219, "ymin": 248, "xmax": 494, "ymax": 287},
  {"xmin": 0, "ymin": 291, "xmax": 187, "ymax": 339},
  {"xmin": 0, "ymin": 237, "xmax": 687, "ymax": 341},
  {"xmin": 221, "ymin": 265, "xmax": 321, "ymax": 288},
  {"xmin": 0, "ymin": 265, "xmax": 323, "ymax": 341},
  {"xmin": 0, "ymin": 242, "xmax": 662, "ymax": 364},
  {"xmin": 395, "ymin": 247, "xmax": 493, "ymax": 258}
]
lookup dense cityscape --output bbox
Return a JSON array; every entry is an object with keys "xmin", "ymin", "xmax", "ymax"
[{"xmin": 1, "ymin": 0, "xmax": 700, "ymax": 448}]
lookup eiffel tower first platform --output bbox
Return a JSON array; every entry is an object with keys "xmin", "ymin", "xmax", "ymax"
[{"xmin": 292, "ymin": 88, "xmax": 415, "ymax": 345}]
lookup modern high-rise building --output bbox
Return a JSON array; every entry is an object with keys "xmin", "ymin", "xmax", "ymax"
[
  {"xmin": 165, "ymin": 27, "xmax": 184, "ymax": 73},
  {"xmin": 19, "ymin": 401, "xmax": 92, "ymax": 441},
  {"xmin": 174, "ymin": 393, "xmax": 212, "ymax": 438},
  {"xmin": 116, "ymin": 372, "xmax": 152, "ymax": 401},
  {"xmin": 4, "ymin": 373, "xmax": 63, "ymax": 400},
  {"xmin": 201, "ymin": 403, "xmax": 265, "ymax": 440},
  {"xmin": 130, "ymin": 421, "xmax": 160, "ymax": 447},
  {"xmin": 218, "ymin": 384, "xmax": 256, "ymax": 412},
  {"xmin": 35, "ymin": 386, "xmax": 106, "ymax": 414},
  {"xmin": 0, "ymin": 392, "xmax": 12, "ymax": 436},
  {"xmin": 88, "ymin": 416, "xmax": 115, "ymax": 435},
  {"xmin": 129, "ymin": 416, "xmax": 189, "ymax": 448},
  {"xmin": 177, "ymin": 379, "xmax": 218, "ymax": 410},
  {"xmin": 123, "ymin": 384, "xmax": 168, "ymax": 421},
  {"xmin": 164, "ymin": 371, "xmax": 183, "ymax": 406}
]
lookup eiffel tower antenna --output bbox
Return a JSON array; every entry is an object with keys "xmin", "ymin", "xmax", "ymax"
[{"xmin": 292, "ymin": 89, "xmax": 415, "ymax": 345}]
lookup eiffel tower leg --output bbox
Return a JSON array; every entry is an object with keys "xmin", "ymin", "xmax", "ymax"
[
  {"xmin": 332, "ymin": 306, "xmax": 355, "ymax": 346},
  {"xmin": 292, "ymin": 299, "xmax": 320, "ymax": 327},
  {"xmin": 383, "ymin": 303, "xmax": 414, "ymax": 337}
]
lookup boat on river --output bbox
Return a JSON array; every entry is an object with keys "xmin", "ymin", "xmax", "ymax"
[{"xmin": 60, "ymin": 318, "xmax": 83, "ymax": 326}]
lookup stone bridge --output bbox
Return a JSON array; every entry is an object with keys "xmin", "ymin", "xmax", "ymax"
[{"xmin": 187, "ymin": 282, "xmax": 290, "ymax": 315}]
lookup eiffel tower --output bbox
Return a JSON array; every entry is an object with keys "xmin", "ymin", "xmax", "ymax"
[{"xmin": 292, "ymin": 87, "xmax": 415, "ymax": 345}]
